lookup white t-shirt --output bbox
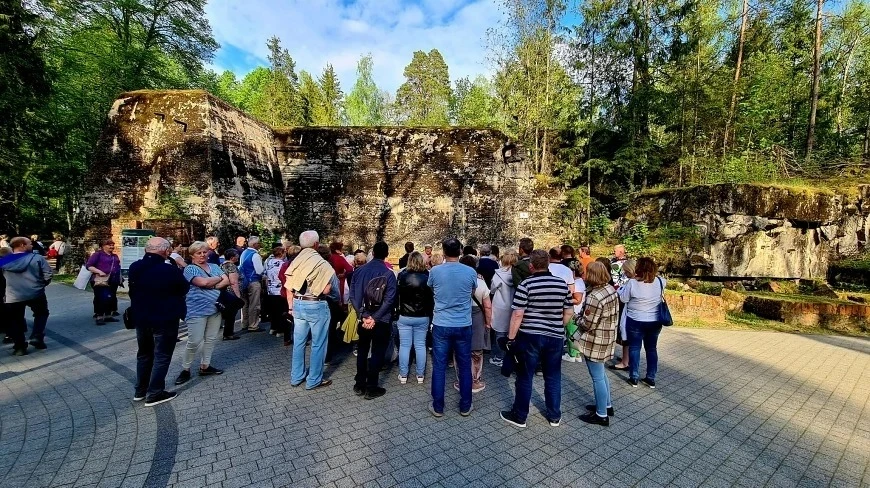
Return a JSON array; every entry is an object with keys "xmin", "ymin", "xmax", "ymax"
[
  {"xmin": 573, "ymin": 278, "xmax": 587, "ymax": 314},
  {"xmin": 472, "ymin": 278, "xmax": 490, "ymax": 308},
  {"xmin": 618, "ymin": 277, "xmax": 667, "ymax": 322},
  {"xmin": 548, "ymin": 263, "xmax": 575, "ymax": 286}
]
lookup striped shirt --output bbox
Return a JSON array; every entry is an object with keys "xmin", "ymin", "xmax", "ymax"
[{"xmin": 511, "ymin": 271, "xmax": 572, "ymax": 338}]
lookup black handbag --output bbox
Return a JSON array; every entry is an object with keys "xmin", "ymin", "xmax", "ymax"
[
  {"xmin": 202, "ymin": 266, "xmax": 244, "ymax": 314},
  {"xmin": 656, "ymin": 277, "xmax": 673, "ymax": 326},
  {"xmin": 123, "ymin": 307, "xmax": 134, "ymax": 330},
  {"xmin": 216, "ymin": 289, "xmax": 244, "ymax": 314}
]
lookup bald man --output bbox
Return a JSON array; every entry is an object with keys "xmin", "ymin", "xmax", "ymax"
[{"xmin": 128, "ymin": 237, "xmax": 191, "ymax": 406}]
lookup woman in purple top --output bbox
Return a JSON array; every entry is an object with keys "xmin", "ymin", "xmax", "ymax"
[{"xmin": 86, "ymin": 239, "xmax": 122, "ymax": 325}]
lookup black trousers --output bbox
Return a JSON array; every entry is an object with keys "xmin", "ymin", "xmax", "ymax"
[
  {"xmin": 325, "ymin": 300, "xmax": 346, "ymax": 362},
  {"xmin": 222, "ymin": 308, "xmax": 238, "ymax": 338},
  {"xmin": 7, "ymin": 293, "xmax": 49, "ymax": 350},
  {"xmin": 135, "ymin": 319, "xmax": 179, "ymax": 398},
  {"xmin": 263, "ymin": 295, "xmax": 289, "ymax": 334},
  {"xmin": 355, "ymin": 320, "xmax": 391, "ymax": 389}
]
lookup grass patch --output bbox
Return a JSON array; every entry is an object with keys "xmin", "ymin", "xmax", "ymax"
[{"xmin": 52, "ymin": 274, "xmax": 76, "ymax": 286}]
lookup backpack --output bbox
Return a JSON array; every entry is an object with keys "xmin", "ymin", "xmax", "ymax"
[
  {"xmin": 363, "ymin": 275, "xmax": 388, "ymax": 312},
  {"xmin": 47, "ymin": 248, "xmax": 58, "ymax": 259}
]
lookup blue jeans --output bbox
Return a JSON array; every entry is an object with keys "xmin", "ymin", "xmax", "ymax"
[
  {"xmin": 491, "ymin": 330, "xmax": 508, "ymax": 362},
  {"xmin": 585, "ymin": 359, "xmax": 612, "ymax": 417},
  {"xmin": 431, "ymin": 325, "xmax": 472, "ymax": 413},
  {"xmin": 136, "ymin": 319, "xmax": 179, "ymax": 398},
  {"xmin": 398, "ymin": 315, "xmax": 429, "ymax": 377},
  {"xmin": 291, "ymin": 300, "xmax": 330, "ymax": 389},
  {"xmin": 627, "ymin": 317, "xmax": 662, "ymax": 381},
  {"xmin": 511, "ymin": 332, "xmax": 563, "ymax": 423}
]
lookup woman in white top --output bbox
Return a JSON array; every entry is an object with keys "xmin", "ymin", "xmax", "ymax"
[
  {"xmin": 263, "ymin": 244, "xmax": 288, "ymax": 337},
  {"xmin": 617, "ymin": 257, "xmax": 666, "ymax": 388},
  {"xmin": 610, "ymin": 259, "xmax": 636, "ymax": 370},
  {"xmin": 168, "ymin": 242, "xmax": 187, "ymax": 269},
  {"xmin": 489, "ymin": 251, "xmax": 517, "ymax": 367}
]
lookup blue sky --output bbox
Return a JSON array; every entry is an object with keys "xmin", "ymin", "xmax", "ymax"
[{"xmin": 205, "ymin": 0, "xmax": 507, "ymax": 92}]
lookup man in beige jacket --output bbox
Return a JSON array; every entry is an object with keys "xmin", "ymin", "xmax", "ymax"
[{"xmin": 284, "ymin": 230, "xmax": 336, "ymax": 390}]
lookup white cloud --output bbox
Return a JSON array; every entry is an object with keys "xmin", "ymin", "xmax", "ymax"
[{"xmin": 205, "ymin": 0, "xmax": 504, "ymax": 92}]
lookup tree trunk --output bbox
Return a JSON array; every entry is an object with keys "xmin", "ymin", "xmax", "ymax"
[
  {"xmin": 805, "ymin": 0, "xmax": 824, "ymax": 163},
  {"xmin": 864, "ymin": 112, "xmax": 870, "ymax": 159},
  {"xmin": 724, "ymin": 0, "xmax": 749, "ymax": 154}
]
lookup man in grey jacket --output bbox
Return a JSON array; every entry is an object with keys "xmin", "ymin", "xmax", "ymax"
[{"xmin": 0, "ymin": 237, "xmax": 53, "ymax": 355}]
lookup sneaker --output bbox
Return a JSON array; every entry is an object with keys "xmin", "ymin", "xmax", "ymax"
[
  {"xmin": 174, "ymin": 370, "xmax": 191, "ymax": 385},
  {"xmin": 353, "ymin": 384, "xmax": 365, "ymax": 396},
  {"xmin": 222, "ymin": 335, "xmax": 240, "ymax": 341},
  {"xmin": 144, "ymin": 391, "xmax": 177, "ymax": 407},
  {"xmin": 489, "ymin": 357, "xmax": 503, "ymax": 367},
  {"xmin": 198, "ymin": 366, "xmax": 223, "ymax": 376},
  {"xmin": 416, "ymin": 376, "xmax": 424, "ymax": 384},
  {"xmin": 428, "ymin": 403, "xmax": 444, "ymax": 418},
  {"xmin": 627, "ymin": 378, "xmax": 638, "ymax": 387},
  {"xmin": 500, "ymin": 410, "xmax": 526, "ymax": 428},
  {"xmin": 585, "ymin": 404, "xmax": 615, "ymax": 416},
  {"xmin": 269, "ymin": 329, "xmax": 277, "ymax": 335},
  {"xmin": 29, "ymin": 340, "xmax": 47, "ymax": 350},
  {"xmin": 276, "ymin": 333, "xmax": 284, "ymax": 338},
  {"xmin": 472, "ymin": 380, "xmax": 486, "ymax": 393},
  {"xmin": 398, "ymin": 375, "xmax": 407, "ymax": 384},
  {"xmin": 535, "ymin": 367, "xmax": 543, "ymax": 376},
  {"xmin": 642, "ymin": 378, "xmax": 656, "ymax": 389},
  {"xmin": 579, "ymin": 412, "xmax": 610, "ymax": 426},
  {"xmin": 460, "ymin": 404, "xmax": 473, "ymax": 417},
  {"xmin": 352, "ymin": 346, "xmax": 358, "ymax": 357},
  {"xmin": 104, "ymin": 316, "xmax": 119, "ymax": 323},
  {"xmin": 364, "ymin": 386, "xmax": 386, "ymax": 400},
  {"xmin": 12, "ymin": 348, "xmax": 28, "ymax": 356},
  {"xmin": 547, "ymin": 418, "xmax": 561, "ymax": 427},
  {"xmin": 562, "ymin": 354, "xmax": 577, "ymax": 363},
  {"xmin": 133, "ymin": 394, "xmax": 146, "ymax": 401}
]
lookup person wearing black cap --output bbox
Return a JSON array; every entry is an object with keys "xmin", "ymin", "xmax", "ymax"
[{"xmin": 264, "ymin": 242, "xmax": 288, "ymax": 337}]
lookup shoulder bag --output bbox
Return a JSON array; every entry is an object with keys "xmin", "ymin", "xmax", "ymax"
[
  {"xmin": 203, "ymin": 265, "xmax": 244, "ymax": 314},
  {"xmin": 656, "ymin": 277, "xmax": 673, "ymax": 327},
  {"xmin": 93, "ymin": 258, "xmax": 114, "ymax": 287}
]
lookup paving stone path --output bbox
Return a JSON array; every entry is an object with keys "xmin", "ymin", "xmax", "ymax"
[{"xmin": 1, "ymin": 284, "xmax": 869, "ymax": 488}]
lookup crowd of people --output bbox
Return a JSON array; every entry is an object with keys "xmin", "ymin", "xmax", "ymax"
[{"xmin": 0, "ymin": 231, "xmax": 668, "ymax": 426}]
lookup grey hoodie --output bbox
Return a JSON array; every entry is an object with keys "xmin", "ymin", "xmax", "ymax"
[{"xmin": 2, "ymin": 253, "xmax": 53, "ymax": 303}]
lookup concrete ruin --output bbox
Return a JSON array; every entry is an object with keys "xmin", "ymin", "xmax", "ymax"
[
  {"xmin": 76, "ymin": 90, "xmax": 562, "ymax": 250},
  {"xmin": 624, "ymin": 184, "xmax": 870, "ymax": 279}
]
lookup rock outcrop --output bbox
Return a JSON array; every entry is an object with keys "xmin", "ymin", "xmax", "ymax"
[
  {"xmin": 77, "ymin": 90, "xmax": 557, "ymax": 249},
  {"xmin": 625, "ymin": 184, "xmax": 870, "ymax": 279}
]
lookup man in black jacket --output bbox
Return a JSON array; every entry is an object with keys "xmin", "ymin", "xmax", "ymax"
[{"xmin": 128, "ymin": 237, "xmax": 190, "ymax": 406}]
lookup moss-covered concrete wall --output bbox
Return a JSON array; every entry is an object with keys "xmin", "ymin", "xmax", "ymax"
[
  {"xmin": 78, "ymin": 90, "xmax": 555, "ymax": 250},
  {"xmin": 625, "ymin": 184, "xmax": 870, "ymax": 279}
]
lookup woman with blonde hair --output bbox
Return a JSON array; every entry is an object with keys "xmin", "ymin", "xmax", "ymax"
[
  {"xmin": 489, "ymin": 250, "xmax": 516, "ymax": 366},
  {"xmin": 429, "ymin": 252, "xmax": 444, "ymax": 267},
  {"xmin": 574, "ymin": 261, "xmax": 619, "ymax": 426},
  {"xmin": 396, "ymin": 251, "xmax": 434, "ymax": 384},
  {"xmin": 175, "ymin": 241, "xmax": 231, "ymax": 385}
]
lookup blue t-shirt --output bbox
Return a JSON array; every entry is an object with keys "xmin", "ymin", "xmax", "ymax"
[
  {"xmin": 183, "ymin": 264, "xmax": 225, "ymax": 319},
  {"xmin": 427, "ymin": 261, "xmax": 477, "ymax": 327}
]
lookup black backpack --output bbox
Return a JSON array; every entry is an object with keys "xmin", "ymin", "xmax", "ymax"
[{"xmin": 363, "ymin": 275, "xmax": 388, "ymax": 312}]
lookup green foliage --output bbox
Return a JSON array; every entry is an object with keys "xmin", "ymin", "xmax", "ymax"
[
  {"xmin": 145, "ymin": 188, "xmax": 192, "ymax": 220},
  {"xmin": 451, "ymin": 76, "xmax": 497, "ymax": 127},
  {"xmin": 344, "ymin": 54, "xmax": 386, "ymax": 126},
  {"xmin": 317, "ymin": 64, "xmax": 343, "ymax": 126},
  {"xmin": 396, "ymin": 49, "xmax": 452, "ymax": 126}
]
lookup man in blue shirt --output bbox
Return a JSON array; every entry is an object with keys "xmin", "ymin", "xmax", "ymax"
[
  {"xmin": 348, "ymin": 241, "xmax": 397, "ymax": 400},
  {"xmin": 427, "ymin": 237, "xmax": 477, "ymax": 417}
]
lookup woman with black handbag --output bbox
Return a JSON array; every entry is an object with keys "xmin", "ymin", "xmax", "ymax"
[
  {"xmin": 617, "ymin": 257, "xmax": 667, "ymax": 389},
  {"xmin": 175, "ymin": 241, "xmax": 230, "ymax": 385},
  {"xmin": 220, "ymin": 249, "xmax": 243, "ymax": 340}
]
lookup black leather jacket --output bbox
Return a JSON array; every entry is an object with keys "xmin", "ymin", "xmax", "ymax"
[{"xmin": 397, "ymin": 269, "xmax": 434, "ymax": 317}]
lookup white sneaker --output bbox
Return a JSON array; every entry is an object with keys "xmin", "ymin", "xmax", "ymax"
[
  {"xmin": 489, "ymin": 357, "xmax": 503, "ymax": 366},
  {"xmin": 398, "ymin": 375, "xmax": 407, "ymax": 384},
  {"xmin": 417, "ymin": 376, "xmax": 424, "ymax": 384},
  {"xmin": 562, "ymin": 354, "xmax": 578, "ymax": 363}
]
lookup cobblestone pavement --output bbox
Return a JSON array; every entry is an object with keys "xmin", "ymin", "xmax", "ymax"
[{"xmin": 1, "ymin": 284, "xmax": 869, "ymax": 488}]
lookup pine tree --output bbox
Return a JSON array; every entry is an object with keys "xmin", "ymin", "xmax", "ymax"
[
  {"xmin": 318, "ymin": 64, "xmax": 343, "ymax": 125},
  {"xmin": 396, "ymin": 49, "xmax": 452, "ymax": 126}
]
